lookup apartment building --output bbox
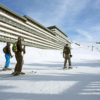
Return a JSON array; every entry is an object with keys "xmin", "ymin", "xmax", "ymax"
[{"xmin": 0, "ymin": 4, "xmax": 71, "ymax": 49}]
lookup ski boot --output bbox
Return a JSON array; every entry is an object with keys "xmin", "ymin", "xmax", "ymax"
[
  {"xmin": 3, "ymin": 67, "xmax": 12, "ymax": 71},
  {"xmin": 63, "ymin": 66, "xmax": 67, "ymax": 69},
  {"xmin": 68, "ymin": 66, "xmax": 72, "ymax": 69},
  {"xmin": 20, "ymin": 72, "xmax": 25, "ymax": 75},
  {"xmin": 13, "ymin": 72, "xmax": 20, "ymax": 76}
]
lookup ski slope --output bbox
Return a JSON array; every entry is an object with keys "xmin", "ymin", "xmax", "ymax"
[{"xmin": 0, "ymin": 42, "xmax": 100, "ymax": 100}]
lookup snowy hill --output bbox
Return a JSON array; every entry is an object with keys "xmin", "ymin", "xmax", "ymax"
[
  {"xmin": 0, "ymin": 42, "xmax": 63, "ymax": 67},
  {"xmin": 72, "ymin": 42, "xmax": 100, "ymax": 51},
  {"xmin": 0, "ymin": 42, "xmax": 100, "ymax": 100}
]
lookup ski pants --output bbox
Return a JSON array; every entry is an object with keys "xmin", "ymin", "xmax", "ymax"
[
  {"xmin": 64, "ymin": 54, "xmax": 71, "ymax": 67},
  {"xmin": 14, "ymin": 52, "xmax": 24, "ymax": 73},
  {"xmin": 5, "ymin": 54, "xmax": 10, "ymax": 67}
]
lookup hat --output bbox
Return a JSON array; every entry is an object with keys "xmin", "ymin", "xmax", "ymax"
[
  {"xmin": 18, "ymin": 36, "xmax": 24, "ymax": 41},
  {"xmin": 7, "ymin": 42, "xmax": 11, "ymax": 46}
]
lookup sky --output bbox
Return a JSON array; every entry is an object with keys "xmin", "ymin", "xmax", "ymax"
[{"xmin": 0, "ymin": 0, "xmax": 100, "ymax": 43}]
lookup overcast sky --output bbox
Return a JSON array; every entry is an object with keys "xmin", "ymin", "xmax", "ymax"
[{"xmin": 1, "ymin": 0, "xmax": 100, "ymax": 42}]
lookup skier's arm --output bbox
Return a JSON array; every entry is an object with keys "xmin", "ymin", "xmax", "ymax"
[
  {"xmin": 69, "ymin": 47, "xmax": 71, "ymax": 55},
  {"xmin": 23, "ymin": 45, "xmax": 26, "ymax": 54},
  {"xmin": 63, "ymin": 47, "xmax": 65, "ymax": 58},
  {"xmin": 7, "ymin": 46, "xmax": 13, "ymax": 57},
  {"xmin": 18, "ymin": 42, "xmax": 24, "ymax": 52}
]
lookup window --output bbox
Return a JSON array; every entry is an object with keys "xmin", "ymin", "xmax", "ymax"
[
  {"xmin": 3, "ymin": 17, "xmax": 6, "ymax": 20},
  {"xmin": 20, "ymin": 25, "xmax": 22, "ymax": 27},
  {"xmin": 15, "ymin": 23, "xmax": 17, "ymax": 25},
  {"xmin": 17, "ymin": 24, "xmax": 20, "ymax": 27},
  {"xmin": 9, "ymin": 20, "xmax": 12, "ymax": 23},
  {"xmin": 24, "ymin": 27, "xmax": 26, "ymax": 29},
  {"xmin": 27, "ymin": 28, "xmax": 29, "ymax": 31}
]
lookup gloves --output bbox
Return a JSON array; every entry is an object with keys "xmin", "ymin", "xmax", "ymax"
[
  {"xmin": 70, "ymin": 55, "xmax": 72, "ymax": 57},
  {"xmin": 11, "ymin": 55, "xmax": 13, "ymax": 58}
]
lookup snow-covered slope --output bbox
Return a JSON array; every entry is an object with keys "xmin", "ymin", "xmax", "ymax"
[
  {"xmin": 0, "ymin": 42, "xmax": 63, "ymax": 67},
  {"xmin": 0, "ymin": 42, "xmax": 100, "ymax": 100},
  {"xmin": 72, "ymin": 42, "xmax": 100, "ymax": 51}
]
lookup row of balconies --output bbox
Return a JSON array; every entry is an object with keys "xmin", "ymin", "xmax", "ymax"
[{"xmin": 0, "ymin": 4, "xmax": 70, "ymax": 49}]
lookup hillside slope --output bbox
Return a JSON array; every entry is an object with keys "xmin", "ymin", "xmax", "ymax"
[{"xmin": 0, "ymin": 42, "xmax": 100, "ymax": 100}]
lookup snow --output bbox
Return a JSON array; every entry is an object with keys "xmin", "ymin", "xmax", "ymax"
[{"xmin": 0, "ymin": 42, "xmax": 100, "ymax": 100}]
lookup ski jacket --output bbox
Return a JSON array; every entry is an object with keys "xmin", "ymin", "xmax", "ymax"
[
  {"xmin": 63, "ymin": 46, "xmax": 71, "ymax": 55},
  {"xmin": 17, "ymin": 40, "xmax": 25, "ymax": 53},
  {"xmin": 5, "ymin": 45, "xmax": 12, "ymax": 56}
]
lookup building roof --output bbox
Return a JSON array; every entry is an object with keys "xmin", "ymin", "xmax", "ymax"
[
  {"xmin": 0, "ymin": 4, "xmax": 27, "ymax": 21},
  {"xmin": 47, "ymin": 25, "xmax": 68, "ymax": 37},
  {"xmin": 24, "ymin": 15, "xmax": 56, "ymax": 36}
]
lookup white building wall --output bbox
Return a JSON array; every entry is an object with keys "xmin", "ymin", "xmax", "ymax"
[{"xmin": 0, "ymin": 5, "xmax": 70, "ymax": 49}]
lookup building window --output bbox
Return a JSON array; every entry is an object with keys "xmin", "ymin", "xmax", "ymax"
[
  {"xmin": 3, "ymin": 17, "xmax": 6, "ymax": 20},
  {"xmin": 15, "ymin": 23, "xmax": 17, "ymax": 25},
  {"xmin": 24, "ymin": 27, "xmax": 26, "ymax": 29},
  {"xmin": 17, "ymin": 24, "xmax": 20, "ymax": 27},
  {"xmin": 27, "ymin": 28, "xmax": 29, "ymax": 31},
  {"xmin": 9, "ymin": 20, "xmax": 12, "ymax": 23},
  {"xmin": 20, "ymin": 25, "xmax": 22, "ymax": 27}
]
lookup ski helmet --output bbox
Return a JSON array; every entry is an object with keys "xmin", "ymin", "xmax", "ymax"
[
  {"xmin": 66, "ymin": 44, "xmax": 68, "ymax": 46},
  {"xmin": 7, "ymin": 42, "xmax": 11, "ymax": 46},
  {"xmin": 18, "ymin": 36, "xmax": 24, "ymax": 41}
]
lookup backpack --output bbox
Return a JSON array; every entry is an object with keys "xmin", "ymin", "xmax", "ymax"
[
  {"xmin": 12, "ymin": 42, "xmax": 18, "ymax": 53},
  {"xmin": 3, "ymin": 46, "xmax": 7, "ymax": 54},
  {"xmin": 64, "ymin": 46, "xmax": 70, "ymax": 54}
]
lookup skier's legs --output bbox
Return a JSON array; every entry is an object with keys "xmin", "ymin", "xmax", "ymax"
[
  {"xmin": 14, "ymin": 53, "xmax": 18, "ymax": 72},
  {"xmin": 67, "ymin": 54, "xmax": 71, "ymax": 67},
  {"xmin": 68, "ymin": 58, "xmax": 71, "ymax": 66},
  {"xmin": 17, "ymin": 54, "xmax": 23, "ymax": 72},
  {"xmin": 14, "ymin": 52, "xmax": 23, "ymax": 73},
  {"xmin": 5, "ymin": 54, "xmax": 10, "ymax": 67},
  {"xmin": 64, "ymin": 55, "xmax": 67, "ymax": 67}
]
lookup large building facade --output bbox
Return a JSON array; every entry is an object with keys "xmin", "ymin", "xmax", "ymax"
[{"xmin": 0, "ymin": 4, "xmax": 71, "ymax": 49}]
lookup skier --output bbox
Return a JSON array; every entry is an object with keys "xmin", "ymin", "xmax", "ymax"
[
  {"xmin": 13, "ymin": 36, "xmax": 26, "ymax": 76},
  {"xmin": 63, "ymin": 44, "xmax": 72, "ymax": 69},
  {"xmin": 3, "ymin": 42, "xmax": 13, "ymax": 70}
]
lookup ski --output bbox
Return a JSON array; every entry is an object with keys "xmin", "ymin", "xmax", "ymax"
[
  {"xmin": 0, "ymin": 67, "xmax": 12, "ymax": 72},
  {"xmin": 0, "ymin": 69, "xmax": 12, "ymax": 72},
  {"xmin": 59, "ymin": 68, "xmax": 73, "ymax": 70},
  {"xmin": 59, "ymin": 67, "xmax": 78, "ymax": 70},
  {"xmin": 1, "ymin": 71, "xmax": 36, "ymax": 78}
]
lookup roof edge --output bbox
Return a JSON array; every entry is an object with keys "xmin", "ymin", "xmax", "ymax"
[
  {"xmin": 47, "ymin": 25, "xmax": 68, "ymax": 37},
  {"xmin": 0, "ymin": 4, "xmax": 27, "ymax": 21},
  {"xmin": 24, "ymin": 15, "xmax": 56, "ymax": 36}
]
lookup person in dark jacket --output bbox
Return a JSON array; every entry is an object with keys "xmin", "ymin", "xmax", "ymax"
[
  {"xmin": 63, "ymin": 44, "xmax": 72, "ymax": 69},
  {"xmin": 3, "ymin": 42, "xmax": 13, "ymax": 70},
  {"xmin": 13, "ymin": 36, "xmax": 26, "ymax": 76}
]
